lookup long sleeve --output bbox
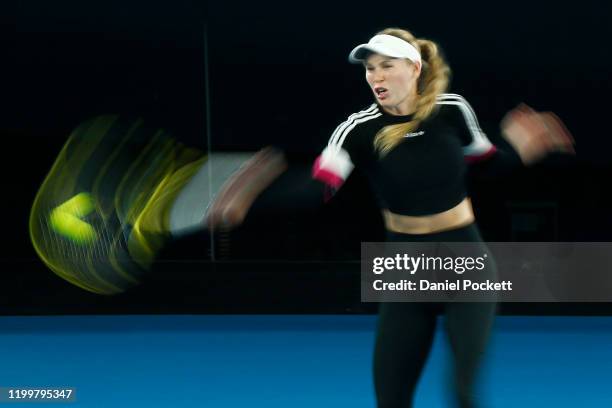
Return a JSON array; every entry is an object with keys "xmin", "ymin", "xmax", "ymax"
[
  {"xmin": 312, "ymin": 105, "xmax": 380, "ymax": 191},
  {"xmin": 436, "ymin": 93, "xmax": 522, "ymax": 177}
]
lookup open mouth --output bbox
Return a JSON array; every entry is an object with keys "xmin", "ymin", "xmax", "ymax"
[{"xmin": 374, "ymin": 87, "xmax": 388, "ymax": 99}]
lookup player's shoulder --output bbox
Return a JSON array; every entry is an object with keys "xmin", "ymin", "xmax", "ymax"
[
  {"xmin": 435, "ymin": 93, "xmax": 474, "ymax": 112},
  {"xmin": 328, "ymin": 104, "xmax": 383, "ymax": 146},
  {"xmin": 434, "ymin": 93, "xmax": 480, "ymax": 123},
  {"xmin": 338, "ymin": 103, "xmax": 383, "ymax": 128}
]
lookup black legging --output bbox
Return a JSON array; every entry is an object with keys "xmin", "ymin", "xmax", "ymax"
[{"xmin": 374, "ymin": 223, "xmax": 496, "ymax": 408}]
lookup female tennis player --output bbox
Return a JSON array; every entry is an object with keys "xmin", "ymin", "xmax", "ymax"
[{"xmin": 312, "ymin": 28, "xmax": 574, "ymax": 407}]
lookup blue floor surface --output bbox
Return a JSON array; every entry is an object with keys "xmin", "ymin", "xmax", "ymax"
[{"xmin": 1, "ymin": 315, "xmax": 611, "ymax": 407}]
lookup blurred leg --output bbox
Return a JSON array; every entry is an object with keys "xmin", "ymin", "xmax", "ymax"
[
  {"xmin": 374, "ymin": 302, "xmax": 438, "ymax": 408},
  {"xmin": 444, "ymin": 301, "xmax": 496, "ymax": 408}
]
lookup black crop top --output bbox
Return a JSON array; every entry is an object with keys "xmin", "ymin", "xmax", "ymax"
[{"xmin": 312, "ymin": 93, "xmax": 522, "ymax": 216}]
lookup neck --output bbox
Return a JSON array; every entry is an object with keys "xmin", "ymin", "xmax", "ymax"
[{"xmin": 382, "ymin": 94, "xmax": 418, "ymax": 116}]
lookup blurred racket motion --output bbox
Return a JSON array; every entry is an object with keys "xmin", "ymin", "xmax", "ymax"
[{"xmin": 30, "ymin": 115, "xmax": 287, "ymax": 295}]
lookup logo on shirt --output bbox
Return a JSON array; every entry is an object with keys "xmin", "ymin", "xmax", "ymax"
[{"xmin": 404, "ymin": 131, "xmax": 425, "ymax": 138}]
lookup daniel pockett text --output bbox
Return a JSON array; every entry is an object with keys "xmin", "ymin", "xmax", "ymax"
[
  {"xmin": 366, "ymin": 248, "xmax": 510, "ymax": 302},
  {"xmin": 372, "ymin": 253, "xmax": 512, "ymax": 291},
  {"xmin": 361, "ymin": 242, "xmax": 612, "ymax": 302}
]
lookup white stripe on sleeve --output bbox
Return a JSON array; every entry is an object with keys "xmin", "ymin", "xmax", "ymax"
[{"xmin": 436, "ymin": 93, "xmax": 494, "ymax": 157}]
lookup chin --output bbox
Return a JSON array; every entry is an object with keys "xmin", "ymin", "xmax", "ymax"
[{"xmin": 378, "ymin": 100, "xmax": 395, "ymax": 108}]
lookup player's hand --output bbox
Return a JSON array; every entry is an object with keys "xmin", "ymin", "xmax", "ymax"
[
  {"xmin": 206, "ymin": 147, "xmax": 287, "ymax": 230},
  {"xmin": 501, "ymin": 103, "xmax": 575, "ymax": 165}
]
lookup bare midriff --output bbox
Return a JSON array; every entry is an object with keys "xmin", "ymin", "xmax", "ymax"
[{"xmin": 383, "ymin": 197, "xmax": 475, "ymax": 235}]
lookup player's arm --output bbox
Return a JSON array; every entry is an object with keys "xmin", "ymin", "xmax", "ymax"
[
  {"xmin": 437, "ymin": 93, "xmax": 574, "ymax": 177},
  {"xmin": 312, "ymin": 107, "xmax": 376, "ymax": 198},
  {"xmin": 500, "ymin": 103, "xmax": 575, "ymax": 165},
  {"xmin": 206, "ymin": 147, "xmax": 288, "ymax": 229}
]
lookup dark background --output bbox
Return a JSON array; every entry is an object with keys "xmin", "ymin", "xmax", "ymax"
[{"xmin": 4, "ymin": 0, "xmax": 612, "ymax": 314}]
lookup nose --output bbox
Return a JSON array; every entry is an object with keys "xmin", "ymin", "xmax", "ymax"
[
  {"xmin": 369, "ymin": 68, "xmax": 384, "ymax": 84},
  {"xmin": 372, "ymin": 68, "xmax": 384, "ymax": 82}
]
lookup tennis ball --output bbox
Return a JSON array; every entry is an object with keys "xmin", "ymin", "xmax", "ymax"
[
  {"xmin": 54, "ymin": 192, "xmax": 95, "ymax": 216},
  {"xmin": 49, "ymin": 193, "xmax": 98, "ymax": 245}
]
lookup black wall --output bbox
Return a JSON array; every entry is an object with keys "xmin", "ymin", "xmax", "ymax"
[{"xmin": 4, "ymin": 0, "xmax": 612, "ymax": 314}]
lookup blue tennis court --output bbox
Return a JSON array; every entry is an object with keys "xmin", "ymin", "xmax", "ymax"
[{"xmin": 1, "ymin": 315, "xmax": 611, "ymax": 407}]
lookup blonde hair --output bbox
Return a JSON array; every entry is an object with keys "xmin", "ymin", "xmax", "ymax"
[{"xmin": 372, "ymin": 28, "xmax": 451, "ymax": 155}]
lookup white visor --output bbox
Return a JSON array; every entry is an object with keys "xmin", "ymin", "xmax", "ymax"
[{"xmin": 348, "ymin": 34, "xmax": 422, "ymax": 65}]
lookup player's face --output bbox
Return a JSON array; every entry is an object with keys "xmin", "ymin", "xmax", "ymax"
[{"xmin": 364, "ymin": 53, "xmax": 420, "ymax": 116}]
